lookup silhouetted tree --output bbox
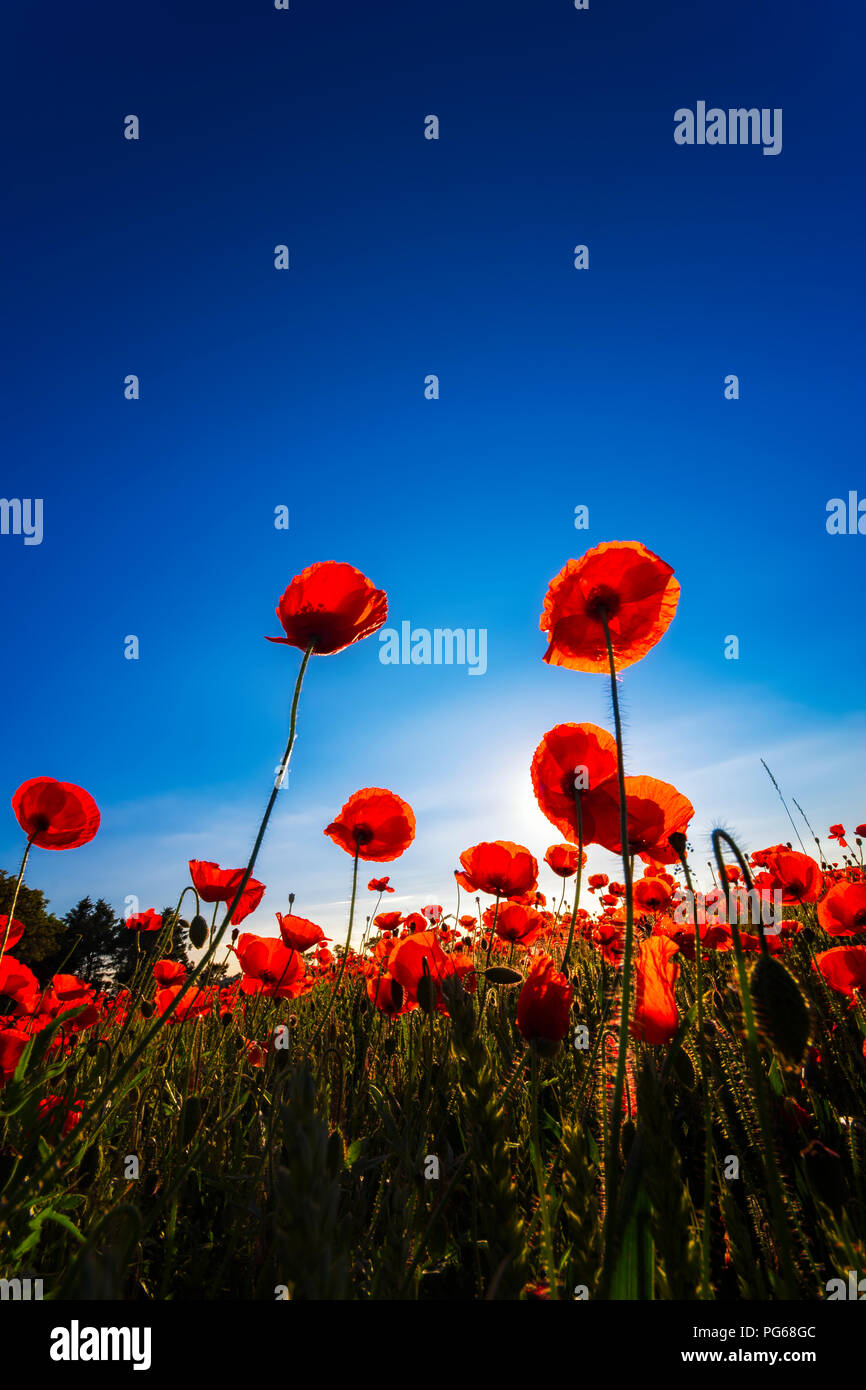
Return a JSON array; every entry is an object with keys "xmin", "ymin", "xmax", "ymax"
[{"xmin": 0, "ymin": 870, "xmax": 66, "ymax": 980}]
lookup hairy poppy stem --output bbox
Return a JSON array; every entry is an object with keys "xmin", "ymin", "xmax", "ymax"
[
  {"xmin": 561, "ymin": 796, "xmax": 584, "ymax": 972},
  {"xmin": 5, "ymin": 646, "xmax": 315, "ymax": 1204},
  {"xmin": 218, "ymin": 642, "xmax": 315, "ymax": 933},
  {"xmin": 0, "ymin": 839, "xmax": 33, "ymax": 964},
  {"xmin": 712, "ymin": 829, "xmax": 800, "ymax": 1296},
  {"xmin": 529, "ymin": 1042, "xmax": 559, "ymax": 1299},
  {"xmin": 480, "ymin": 892, "xmax": 501, "ymax": 1008},
  {"xmin": 674, "ymin": 840, "xmax": 713, "ymax": 1298},
  {"xmin": 599, "ymin": 616, "xmax": 634, "ymax": 1281}
]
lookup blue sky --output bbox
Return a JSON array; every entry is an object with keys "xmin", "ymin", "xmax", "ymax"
[{"xmin": 2, "ymin": 0, "xmax": 864, "ymax": 942}]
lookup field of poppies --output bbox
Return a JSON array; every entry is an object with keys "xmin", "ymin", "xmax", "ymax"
[{"xmin": 2, "ymin": 542, "xmax": 865, "ymax": 1301}]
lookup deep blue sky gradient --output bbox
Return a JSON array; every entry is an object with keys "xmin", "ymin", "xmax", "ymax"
[{"xmin": 2, "ymin": 0, "xmax": 864, "ymax": 935}]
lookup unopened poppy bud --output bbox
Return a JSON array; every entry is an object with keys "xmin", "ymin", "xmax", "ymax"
[
  {"xmin": 483, "ymin": 967, "xmax": 523, "ymax": 985},
  {"xmin": 180, "ymin": 1095, "xmax": 203, "ymax": 1146},
  {"xmin": 188, "ymin": 915, "xmax": 208, "ymax": 949},
  {"xmin": 288, "ymin": 893, "xmax": 295, "ymax": 907},
  {"xmin": 231, "ymin": 928, "xmax": 239, "ymax": 943},
  {"xmin": 416, "ymin": 973, "xmax": 438, "ymax": 1015},
  {"xmin": 140, "ymin": 1000, "xmax": 155, "ymax": 1018},
  {"xmin": 621, "ymin": 1119, "xmax": 635, "ymax": 1160},
  {"xmin": 749, "ymin": 955, "xmax": 810, "ymax": 1066}
]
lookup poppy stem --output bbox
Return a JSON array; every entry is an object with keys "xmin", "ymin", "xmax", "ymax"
[
  {"xmin": 561, "ymin": 797, "xmax": 584, "ymax": 972},
  {"xmin": 599, "ymin": 615, "xmax": 634, "ymax": 1274},
  {"xmin": 218, "ymin": 642, "xmax": 315, "ymax": 933},
  {"xmin": 529, "ymin": 1042, "xmax": 559, "ymax": 1299},
  {"xmin": 711, "ymin": 828, "xmax": 800, "ymax": 1296},
  {"xmin": 674, "ymin": 840, "xmax": 713, "ymax": 1299},
  {"xmin": 7, "ymin": 645, "xmax": 316, "ymax": 1201},
  {"xmin": 0, "ymin": 839, "xmax": 33, "ymax": 964},
  {"xmin": 480, "ymin": 893, "xmax": 501, "ymax": 1008}
]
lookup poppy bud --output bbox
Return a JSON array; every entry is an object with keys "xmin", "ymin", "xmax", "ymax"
[
  {"xmin": 231, "ymin": 928, "xmax": 239, "ymax": 943},
  {"xmin": 483, "ymin": 967, "xmax": 523, "ymax": 985},
  {"xmin": 749, "ymin": 954, "xmax": 810, "ymax": 1066},
  {"xmin": 189, "ymin": 915, "xmax": 209, "ymax": 949},
  {"xmin": 621, "ymin": 1118, "xmax": 635, "ymax": 1160},
  {"xmin": 416, "ymin": 973, "xmax": 438, "ymax": 1015},
  {"xmin": 668, "ymin": 831, "xmax": 688, "ymax": 860},
  {"xmin": 180, "ymin": 1095, "xmax": 203, "ymax": 1146},
  {"xmin": 140, "ymin": 1001, "xmax": 155, "ymax": 1018}
]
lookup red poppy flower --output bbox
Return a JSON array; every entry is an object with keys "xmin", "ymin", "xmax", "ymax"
[
  {"xmin": 631, "ymin": 936, "xmax": 680, "ymax": 1044},
  {"xmin": 0, "ymin": 916, "xmax": 25, "ymax": 952},
  {"xmin": 828, "ymin": 824, "xmax": 848, "ymax": 848},
  {"xmin": 0, "ymin": 1026, "xmax": 31, "ymax": 1081},
  {"xmin": 188, "ymin": 861, "xmax": 266, "ymax": 923},
  {"xmin": 325, "ymin": 788, "xmax": 416, "ymax": 862},
  {"xmin": 12, "ymin": 777, "xmax": 100, "ymax": 850},
  {"xmin": 484, "ymin": 901, "xmax": 545, "ymax": 946},
  {"xmin": 817, "ymin": 881, "xmax": 866, "ymax": 937},
  {"xmin": 37, "ymin": 1095, "xmax": 82, "ymax": 1137},
  {"xmin": 0, "ymin": 957, "xmax": 40, "ymax": 1012},
  {"xmin": 516, "ymin": 955, "xmax": 573, "ymax": 1048},
  {"xmin": 153, "ymin": 959, "xmax": 187, "ymax": 986},
  {"xmin": 266, "ymin": 561, "xmax": 387, "ymax": 656},
  {"xmin": 458, "ymin": 841, "xmax": 538, "ymax": 899},
  {"xmin": 544, "ymin": 843, "xmax": 585, "ymax": 878},
  {"xmin": 125, "ymin": 908, "xmax": 163, "ymax": 933},
  {"xmin": 368, "ymin": 877, "xmax": 394, "ymax": 893},
  {"xmin": 855, "ymin": 824, "xmax": 866, "ymax": 839},
  {"xmin": 589, "ymin": 775, "xmax": 694, "ymax": 859},
  {"xmin": 752, "ymin": 849, "xmax": 823, "ymax": 905},
  {"xmin": 588, "ymin": 873, "xmax": 609, "ymax": 890},
  {"xmin": 530, "ymin": 723, "xmax": 619, "ymax": 843},
  {"xmin": 234, "ymin": 933, "xmax": 306, "ymax": 998},
  {"xmin": 243, "ymin": 1039, "xmax": 266, "ymax": 1068},
  {"xmin": 276, "ymin": 912, "xmax": 329, "ymax": 952},
  {"xmin": 633, "ymin": 876, "xmax": 675, "ymax": 914},
  {"xmin": 155, "ymin": 984, "xmax": 215, "ymax": 1021},
  {"xmin": 814, "ymin": 946, "xmax": 866, "ymax": 996},
  {"xmin": 388, "ymin": 929, "xmax": 460, "ymax": 1007},
  {"xmin": 374, "ymin": 911, "xmax": 403, "ymax": 931},
  {"xmin": 366, "ymin": 971, "xmax": 410, "ymax": 1017},
  {"xmin": 540, "ymin": 541, "xmax": 680, "ymax": 673}
]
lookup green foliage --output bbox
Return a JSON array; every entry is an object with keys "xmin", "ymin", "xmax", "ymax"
[{"xmin": 0, "ymin": 908, "xmax": 864, "ymax": 1300}]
